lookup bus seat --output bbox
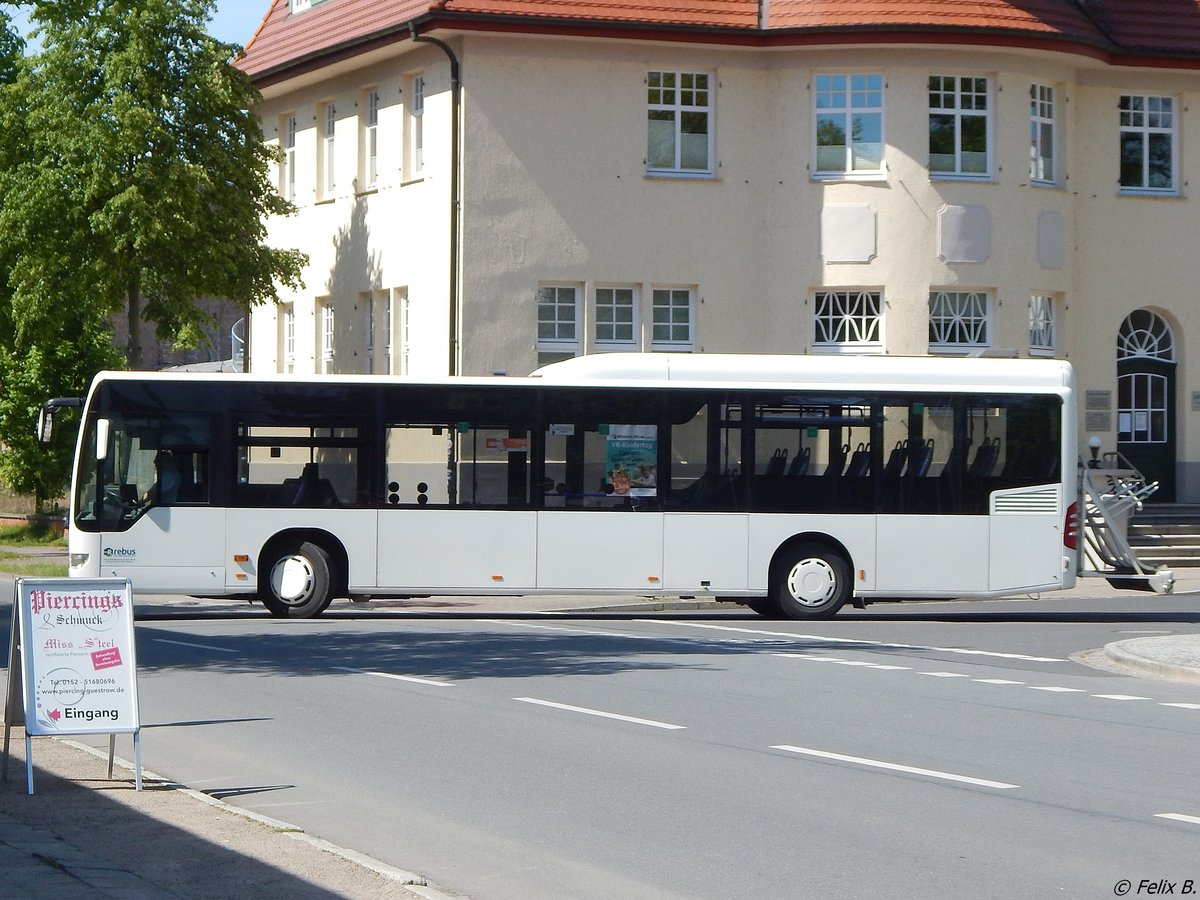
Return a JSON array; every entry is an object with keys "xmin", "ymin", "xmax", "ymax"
[
  {"xmin": 845, "ymin": 443, "xmax": 870, "ymax": 477},
  {"xmin": 786, "ymin": 446, "xmax": 810, "ymax": 476},
  {"xmin": 823, "ymin": 443, "xmax": 850, "ymax": 477},
  {"xmin": 883, "ymin": 440, "xmax": 907, "ymax": 478},
  {"xmin": 969, "ymin": 437, "xmax": 1001, "ymax": 478},
  {"xmin": 293, "ymin": 463, "xmax": 339, "ymax": 507},
  {"xmin": 913, "ymin": 439, "xmax": 935, "ymax": 478},
  {"xmin": 765, "ymin": 448, "xmax": 788, "ymax": 477}
]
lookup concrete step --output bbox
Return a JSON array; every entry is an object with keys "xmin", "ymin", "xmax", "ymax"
[{"xmin": 1126, "ymin": 506, "xmax": 1200, "ymax": 566}]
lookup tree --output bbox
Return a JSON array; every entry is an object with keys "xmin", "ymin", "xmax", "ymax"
[
  {"xmin": 0, "ymin": 1, "xmax": 306, "ymax": 508},
  {"xmin": 3, "ymin": 0, "xmax": 305, "ymax": 369}
]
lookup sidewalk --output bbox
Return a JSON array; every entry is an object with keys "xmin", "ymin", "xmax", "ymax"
[{"xmin": 0, "ymin": 734, "xmax": 451, "ymax": 899}]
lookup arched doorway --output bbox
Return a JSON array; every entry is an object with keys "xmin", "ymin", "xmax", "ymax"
[{"xmin": 1117, "ymin": 309, "xmax": 1176, "ymax": 502}]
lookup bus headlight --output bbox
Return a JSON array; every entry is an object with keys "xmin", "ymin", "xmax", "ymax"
[{"xmin": 69, "ymin": 553, "xmax": 90, "ymax": 568}]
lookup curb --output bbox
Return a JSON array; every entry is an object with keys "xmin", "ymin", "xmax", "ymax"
[{"xmin": 1102, "ymin": 639, "xmax": 1200, "ymax": 684}]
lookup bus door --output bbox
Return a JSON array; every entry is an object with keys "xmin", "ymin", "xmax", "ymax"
[
  {"xmin": 663, "ymin": 396, "xmax": 748, "ymax": 593},
  {"xmin": 378, "ymin": 424, "xmax": 537, "ymax": 590},
  {"xmin": 873, "ymin": 399, "xmax": 990, "ymax": 593},
  {"xmin": 537, "ymin": 416, "xmax": 664, "ymax": 592},
  {"xmin": 80, "ymin": 414, "xmax": 226, "ymax": 593}
]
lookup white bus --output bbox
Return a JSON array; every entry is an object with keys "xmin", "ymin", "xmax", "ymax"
[{"xmin": 44, "ymin": 353, "xmax": 1079, "ymax": 619}]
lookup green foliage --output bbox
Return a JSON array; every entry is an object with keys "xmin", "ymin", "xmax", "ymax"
[{"xmin": 0, "ymin": 1, "xmax": 306, "ymax": 509}]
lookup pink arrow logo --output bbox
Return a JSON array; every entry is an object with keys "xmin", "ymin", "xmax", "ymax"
[{"xmin": 48, "ymin": 709, "xmax": 61, "ymax": 722}]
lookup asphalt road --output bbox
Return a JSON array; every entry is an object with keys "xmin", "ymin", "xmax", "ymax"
[{"xmin": 4, "ymin": 586, "xmax": 1200, "ymax": 899}]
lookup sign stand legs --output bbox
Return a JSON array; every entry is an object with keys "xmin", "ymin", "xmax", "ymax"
[
  {"xmin": 2, "ymin": 722, "xmax": 11, "ymax": 782},
  {"xmin": 25, "ymin": 732, "xmax": 33, "ymax": 794},
  {"xmin": 105, "ymin": 732, "xmax": 142, "ymax": 790}
]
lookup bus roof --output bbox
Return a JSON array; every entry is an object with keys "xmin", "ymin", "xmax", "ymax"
[
  {"xmin": 532, "ymin": 353, "xmax": 1075, "ymax": 392},
  {"xmin": 89, "ymin": 353, "xmax": 1074, "ymax": 395}
]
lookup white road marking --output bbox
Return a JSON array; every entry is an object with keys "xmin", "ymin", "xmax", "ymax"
[
  {"xmin": 514, "ymin": 697, "xmax": 685, "ymax": 730},
  {"xmin": 332, "ymin": 666, "xmax": 454, "ymax": 687},
  {"xmin": 775, "ymin": 654, "xmax": 1190, "ymax": 708},
  {"xmin": 1156, "ymin": 813, "xmax": 1200, "ymax": 826},
  {"xmin": 773, "ymin": 654, "xmax": 910, "ymax": 670},
  {"xmin": 828, "ymin": 659, "xmax": 883, "ymax": 667},
  {"xmin": 154, "ymin": 639, "xmax": 237, "ymax": 653},
  {"xmin": 918, "ymin": 671, "xmax": 971, "ymax": 678},
  {"xmin": 771, "ymin": 745, "xmax": 1018, "ymax": 790},
  {"xmin": 650, "ymin": 620, "xmax": 1065, "ymax": 662}
]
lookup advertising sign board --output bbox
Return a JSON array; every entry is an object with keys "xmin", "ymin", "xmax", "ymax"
[{"xmin": 3, "ymin": 578, "xmax": 141, "ymax": 792}]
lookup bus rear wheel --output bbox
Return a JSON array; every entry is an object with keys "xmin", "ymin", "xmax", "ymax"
[
  {"xmin": 774, "ymin": 543, "xmax": 851, "ymax": 620},
  {"xmin": 261, "ymin": 540, "xmax": 334, "ymax": 618}
]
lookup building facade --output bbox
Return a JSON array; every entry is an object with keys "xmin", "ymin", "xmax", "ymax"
[{"xmin": 238, "ymin": 0, "xmax": 1200, "ymax": 501}]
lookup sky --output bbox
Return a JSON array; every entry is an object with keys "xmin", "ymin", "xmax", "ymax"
[
  {"xmin": 207, "ymin": 2, "xmax": 271, "ymax": 46},
  {"xmin": 4, "ymin": 2, "xmax": 272, "ymax": 47}
]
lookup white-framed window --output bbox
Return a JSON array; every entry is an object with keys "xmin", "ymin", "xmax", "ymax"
[
  {"xmin": 364, "ymin": 292, "xmax": 376, "ymax": 374},
  {"xmin": 814, "ymin": 74, "xmax": 884, "ymax": 176},
  {"xmin": 1029, "ymin": 84, "xmax": 1055, "ymax": 184},
  {"xmin": 319, "ymin": 101, "xmax": 336, "ymax": 199},
  {"xmin": 1120, "ymin": 94, "xmax": 1176, "ymax": 193},
  {"xmin": 290, "ymin": 0, "xmax": 327, "ymax": 11},
  {"xmin": 280, "ymin": 114, "xmax": 297, "ymax": 201},
  {"xmin": 361, "ymin": 88, "xmax": 379, "ymax": 190},
  {"xmin": 1118, "ymin": 308, "xmax": 1175, "ymax": 362},
  {"xmin": 392, "ymin": 288, "xmax": 409, "ymax": 376},
  {"xmin": 407, "ymin": 74, "xmax": 425, "ymax": 178},
  {"xmin": 595, "ymin": 287, "xmax": 638, "ymax": 348},
  {"xmin": 1029, "ymin": 294, "xmax": 1056, "ymax": 355},
  {"xmin": 813, "ymin": 290, "xmax": 883, "ymax": 352},
  {"xmin": 647, "ymin": 70, "xmax": 713, "ymax": 176},
  {"xmin": 929, "ymin": 290, "xmax": 990, "ymax": 352},
  {"xmin": 279, "ymin": 303, "xmax": 295, "ymax": 374},
  {"xmin": 319, "ymin": 298, "xmax": 335, "ymax": 373},
  {"xmin": 651, "ymin": 287, "xmax": 694, "ymax": 349},
  {"xmin": 928, "ymin": 75, "xmax": 990, "ymax": 177},
  {"xmin": 537, "ymin": 285, "xmax": 580, "ymax": 357}
]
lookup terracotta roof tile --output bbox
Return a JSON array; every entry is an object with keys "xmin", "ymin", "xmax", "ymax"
[
  {"xmin": 767, "ymin": 0, "xmax": 1108, "ymax": 41},
  {"xmin": 439, "ymin": 0, "xmax": 758, "ymax": 28},
  {"xmin": 1081, "ymin": 0, "xmax": 1200, "ymax": 55},
  {"xmin": 237, "ymin": 0, "xmax": 1200, "ymax": 81}
]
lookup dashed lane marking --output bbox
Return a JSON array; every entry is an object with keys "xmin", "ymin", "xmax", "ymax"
[
  {"xmin": 775, "ymin": 654, "xmax": 1198, "ymax": 710},
  {"xmin": 332, "ymin": 666, "xmax": 454, "ymax": 687},
  {"xmin": 772, "ymin": 745, "xmax": 1019, "ymax": 790},
  {"xmin": 514, "ymin": 697, "xmax": 686, "ymax": 730}
]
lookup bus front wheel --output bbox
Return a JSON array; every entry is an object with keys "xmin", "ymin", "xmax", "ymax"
[
  {"xmin": 773, "ymin": 543, "xmax": 851, "ymax": 620},
  {"xmin": 261, "ymin": 540, "xmax": 334, "ymax": 618}
]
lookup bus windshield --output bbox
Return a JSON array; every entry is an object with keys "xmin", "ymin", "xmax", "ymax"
[{"xmin": 74, "ymin": 414, "xmax": 211, "ymax": 529}]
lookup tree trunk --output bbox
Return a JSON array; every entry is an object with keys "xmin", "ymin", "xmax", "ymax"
[{"xmin": 126, "ymin": 280, "xmax": 141, "ymax": 369}]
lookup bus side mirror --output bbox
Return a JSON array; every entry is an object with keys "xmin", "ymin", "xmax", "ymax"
[
  {"xmin": 36, "ymin": 407, "xmax": 54, "ymax": 447},
  {"xmin": 36, "ymin": 397, "xmax": 83, "ymax": 448}
]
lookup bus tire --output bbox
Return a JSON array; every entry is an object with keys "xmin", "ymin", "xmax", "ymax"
[
  {"xmin": 773, "ymin": 543, "xmax": 851, "ymax": 620},
  {"xmin": 261, "ymin": 540, "xmax": 334, "ymax": 618}
]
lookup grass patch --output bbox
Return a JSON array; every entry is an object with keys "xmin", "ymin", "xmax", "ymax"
[
  {"xmin": 0, "ymin": 560, "xmax": 68, "ymax": 578},
  {"xmin": 0, "ymin": 523, "xmax": 67, "ymax": 548}
]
